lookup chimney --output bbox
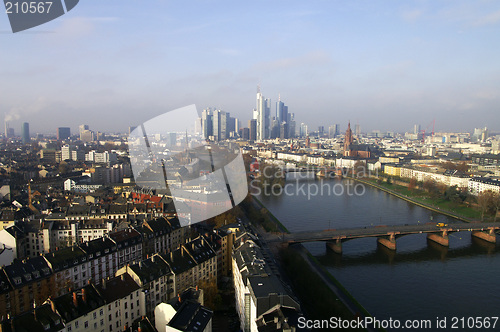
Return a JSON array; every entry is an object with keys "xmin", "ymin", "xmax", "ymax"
[
  {"xmin": 121, "ymin": 274, "xmax": 125, "ymax": 281},
  {"xmin": 170, "ymin": 251, "xmax": 173, "ymax": 260},
  {"xmin": 82, "ymin": 288, "xmax": 87, "ymax": 303},
  {"xmin": 178, "ymin": 293, "xmax": 181, "ymax": 303},
  {"xmin": 72, "ymin": 292, "xmax": 78, "ymax": 307},
  {"xmin": 102, "ymin": 278, "xmax": 106, "ymax": 290}
]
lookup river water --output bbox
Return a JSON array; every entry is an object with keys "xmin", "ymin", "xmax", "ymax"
[{"xmin": 256, "ymin": 177, "xmax": 500, "ymax": 330}]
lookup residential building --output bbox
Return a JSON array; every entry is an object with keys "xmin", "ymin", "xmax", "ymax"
[{"xmin": 468, "ymin": 177, "xmax": 500, "ymax": 195}]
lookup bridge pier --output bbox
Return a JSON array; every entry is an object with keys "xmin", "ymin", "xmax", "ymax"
[
  {"xmin": 377, "ymin": 233, "xmax": 396, "ymax": 251},
  {"xmin": 471, "ymin": 229, "xmax": 497, "ymax": 244},
  {"xmin": 427, "ymin": 231, "xmax": 449, "ymax": 247},
  {"xmin": 326, "ymin": 239, "xmax": 343, "ymax": 254}
]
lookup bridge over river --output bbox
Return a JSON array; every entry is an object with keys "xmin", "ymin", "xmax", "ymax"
[{"xmin": 275, "ymin": 222, "xmax": 500, "ymax": 254}]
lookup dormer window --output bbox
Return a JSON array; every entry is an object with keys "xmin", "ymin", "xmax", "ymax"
[
  {"xmin": 14, "ymin": 277, "xmax": 21, "ymax": 285},
  {"xmin": 33, "ymin": 271, "xmax": 40, "ymax": 278}
]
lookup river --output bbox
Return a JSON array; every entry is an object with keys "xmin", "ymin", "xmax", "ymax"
[{"xmin": 256, "ymin": 177, "xmax": 500, "ymax": 330}]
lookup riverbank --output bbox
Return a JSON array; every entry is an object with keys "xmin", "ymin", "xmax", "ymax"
[
  {"xmin": 242, "ymin": 195, "xmax": 376, "ymax": 330},
  {"xmin": 348, "ymin": 176, "xmax": 480, "ymax": 223}
]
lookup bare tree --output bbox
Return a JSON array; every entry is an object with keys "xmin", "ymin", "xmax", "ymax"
[
  {"xmin": 491, "ymin": 192, "xmax": 500, "ymax": 222},
  {"xmin": 477, "ymin": 191, "xmax": 494, "ymax": 221}
]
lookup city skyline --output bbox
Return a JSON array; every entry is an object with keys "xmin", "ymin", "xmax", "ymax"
[{"xmin": 1, "ymin": 1, "xmax": 500, "ymax": 134}]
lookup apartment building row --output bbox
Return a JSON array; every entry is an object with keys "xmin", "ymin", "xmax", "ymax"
[
  {"xmin": 0, "ymin": 234, "xmax": 219, "ymax": 331},
  {"xmin": 0, "ymin": 214, "xmax": 190, "ymax": 263},
  {"xmin": 0, "ymin": 275, "xmax": 211, "ymax": 332},
  {"xmin": 382, "ymin": 164, "xmax": 500, "ymax": 195},
  {"xmin": 232, "ymin": 237, "xmax": 302, "ymax": 332},
  {"xmin": 0, "ymin": 226, "xmax": 232, "ymax": 320}
]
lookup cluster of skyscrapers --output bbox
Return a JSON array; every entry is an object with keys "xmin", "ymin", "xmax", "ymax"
[
  {"xmin": 201, "ymin": 108, "xmax": 239, "ymax": 141},
  {"xmin": 252, "ymin": 88, "xmax": 295, "ymax": 140}
]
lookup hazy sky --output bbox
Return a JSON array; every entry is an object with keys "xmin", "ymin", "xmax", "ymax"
[{"xmin": 1, "ymin": 0, "xmax": 500, "ymax": 135}]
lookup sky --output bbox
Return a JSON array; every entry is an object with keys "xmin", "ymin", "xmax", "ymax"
[{"xmin": 1, "ymin": 0, "xmax": 500, "ymax": 135}]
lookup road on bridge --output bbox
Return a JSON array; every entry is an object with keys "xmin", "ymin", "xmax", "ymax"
[{"xmin": 275, "ymin": 222, "xmax": 500, "ymax": 243}]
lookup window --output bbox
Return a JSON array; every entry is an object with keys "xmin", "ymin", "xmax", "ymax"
[
  {"xmin": 75, "ymin": 321, "xmax": 79, "ymax": 328},
  {"xmin": 99, "ymin": 309, "xmax": 103, "ymax": 316},
  {"xmin": 84, "ymin": 321, "xmax": 88, "ymax": 328},
  {"xmin": 125, "ymin": 312, "xmax": 128, "ymax": 319},
  {"xmin": 108, "ymin": 314, "xmax": 111, "ymax": 321},
  {"xmin": 93, "ymin": 312, "xmax": 97, "ymax": 319},
  {"xmin": 124, "ymin": 302, "xmax": 127, "ymax": 309},
  {"xmin": 131, "ymin": 303, "xmax": 133, "ymax": 309}
]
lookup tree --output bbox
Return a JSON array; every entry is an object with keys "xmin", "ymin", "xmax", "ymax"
[
  {"xmin": 197, "ymin": 278, "xmax": 218, "ymax": 310},
  {"xmin": 386, "ymin": 176, "xmax": 392, "ymax": 184},
  {"xmin": 58, "ymin": 161, "xmax": 70, "ymax": 174},
  {"xmin": 491, "ymin": 192, "xmax": 500, "ymax": 222},
  {"xmin": 353, "ymin": 161, "xmax": 367, "ymax": 178},
  {"xmin": 477, "ymin": 191, "xmax": 494, "ymax": 221},
  {"xmin": 408, "ymin": 177, "xmax": 417, "ymax": 191},
  {"xmin": 213, "ymin": 211, "xmax": 237, "ymax": 228}
]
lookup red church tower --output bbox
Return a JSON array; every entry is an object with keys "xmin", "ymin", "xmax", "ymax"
[{"xmin": 343, "ymin": 122, "xmax": 353, "ymax": 156}]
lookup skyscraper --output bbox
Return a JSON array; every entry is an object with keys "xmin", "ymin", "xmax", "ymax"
[
  {"xmin": 276, "ymin": 97, "xmax": 288, "ymax": 124},
  {"xmin": 249, "ymin": 119, "xmax": 257, "ymax": 141},
  {"xmin": 355, "ymin": 124, "xmax": 360, "ymax": 138},
  {"xmin": 255, "ymin": 87, "xmax": 270, "ymax": 140},
  {"xmin": 299, "ymin": 123, "xmax": 308, "ymax": 137},
  {"xmin": 21, "ymin": 122, "xmax": 30, "ymax": 144},
  {"xmin": 57, "ymin": 127, "xmax": 71, "ymax": 140},
  {"xmin": 201, "ymin": 108, "xmax": 213, "ymax": 139}
]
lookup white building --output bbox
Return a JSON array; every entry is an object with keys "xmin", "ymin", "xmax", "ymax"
[{"xmin": 468, "ymin": 177, "xmax": 500, "ymax": 195}]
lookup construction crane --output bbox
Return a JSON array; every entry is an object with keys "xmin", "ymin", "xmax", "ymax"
[{"xmin": 420, "ymin": 119, "xmax": 435, "ymax": 143}]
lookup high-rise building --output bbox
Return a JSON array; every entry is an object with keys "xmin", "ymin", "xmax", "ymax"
[
  {"xmin": 57, "ymin": 127, "xmax": 71, "ymax": 140},
  {"xmin": 80, "ymin": 130, "xmax": 94, "ymax": 143},
  {"xmin": 241, "ymin": 127, "xmax": 250, "ymax": 140},
  {"xmin": 413, "ymin": 124, "xmax": 421, "ymax": 135},
  {"xmin": 280, "ymin": 123, "xmax": 289, "ymax": 139},
  {"xmin": 128, "ymin": 126, "xmax": 137, "ymax": 135},
  {"xmin": 61, "ymin": 145, "xmax": 73, "ymax": 161},
  {"xmin": 255, "ymin": 88, "xmax": 270, "ymax": 140},
  {"xmin": 249, "ymin": 119, "xmax": 257, "ymax": 141},
  {"xmin": 299, "ymin": 123, "xmax": 308, "ymax": 137},
  {"xmin": 4, "ymin": 121, "xmax": 13, "ymax": 138},
  {"xmin": 276, "ymin": 97, "xmax": 288, "ymax": 124},
  {"xmin": 355, "ymin": 124, "xmax": 360, "ymax": 138},
  {"xmin": 201, "ymin": 108, "xmax": 213, "ymax": 140},
  {"xmin": 328, "ymin": 125, "xmax": 336, "ymax": 138},
  {"xmin": 79, "ymin": 124, "xmax": 89, "ymax": 135},
  {"xmin": 21, "ymin": 122, "xmax": 30, "ymax": 144},
  {"xmin": 318, "ymin": 126, "xmax": 324, "ymax": 136}
]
